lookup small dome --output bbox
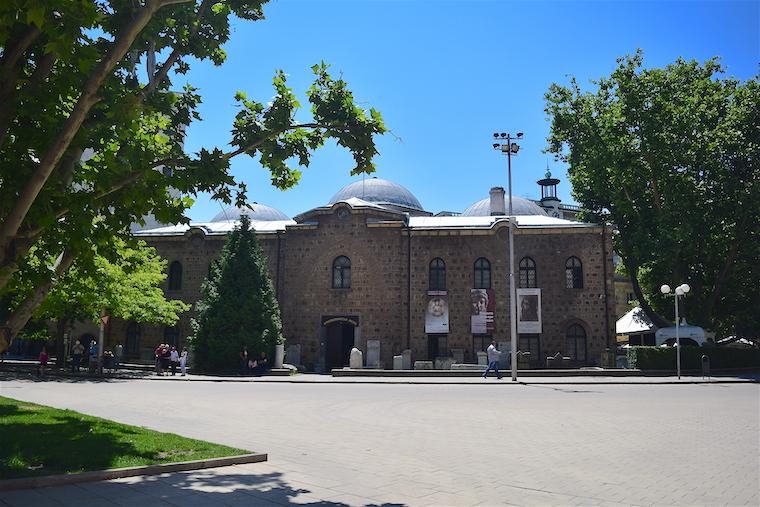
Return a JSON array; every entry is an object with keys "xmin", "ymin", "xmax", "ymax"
[
  {"xmin": 211, "ymin": 203, "xmax": 290, "ymax": 222},
  {"xmin": 462, "ymin": 195, "xmax": 547, "ymax": 217},
  {"xmin": 328, "ymin": 177, "xmax": 423, "ymax": 211}
]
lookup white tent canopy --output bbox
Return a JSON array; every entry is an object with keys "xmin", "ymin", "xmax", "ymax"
[{"xmin": 616, "ymin": 307, "xmax": 656, "ymax": 335}]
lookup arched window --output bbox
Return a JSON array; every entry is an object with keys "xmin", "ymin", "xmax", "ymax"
[
  {"xmin": 566, "ymin": 324, "xmax": 587, "ymax": 362},
  {"xmin": 429, "ymin": 258, "xmax": 446, "ymax": 291},
  {"xmin": 168, "ymin": 261, "xmax": 183, "ymax": 290},
  {"xmin": 565, "ymin": 256, "xmax": 583, "ymax": 289},
  {"xmin": 519, "ymin": 257, "xmax": 537, "ymax": 288},
  {"xmin": 163, "ymin": 325, "xmax": 180, "ymax": 347},
  {"xmin": 332, "ymin": 256, "xmax": 351, "ymax": 288},
  {"xmin": 125, "ymin": 322, "xmax": 141, "ymax": 356},
  {"xmin": 474, "ymin": 257, "xmax": 491, "ymax": 289}
]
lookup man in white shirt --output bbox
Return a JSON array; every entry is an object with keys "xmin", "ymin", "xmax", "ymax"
[{"xmin": 483, "ymin": 340, "xmax": 502, "ymax": 380}]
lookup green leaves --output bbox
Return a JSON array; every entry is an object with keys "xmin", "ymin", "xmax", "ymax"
[
  {"xmin": 229, "ymin": 64, "xmax": 386, "ymax": 189},
  {"xmin": 188, "ymin": 215, "xmax": 282, "ymax": 372},
  {"xmin": 545, "ymin": 51, "xmax": 760, "ymax": 337}
]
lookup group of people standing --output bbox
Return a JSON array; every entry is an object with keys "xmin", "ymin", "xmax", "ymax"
[
  {"xmin": 239, "ymin": 346, "xmax": 270, "ymax": 376},
  {"xmin": 154, "ymin": 343, "xmax": 188, "ymax": 376},
  {"xmin": 69, "ymin": 340, "xmax": 115, "ymax": 374}
]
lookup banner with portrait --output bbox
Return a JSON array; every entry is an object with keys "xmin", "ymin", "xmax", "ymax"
[
  {"xmin": 425, "ymin": 294, "xmax": 449, "ymax": 333},
  {"xmin": 517, "ymin": 288, "xmax": 542, "ymax": 333},
  {"xmin": 470, "ymin": 288, "xmax": 495, "ymax": 334}
]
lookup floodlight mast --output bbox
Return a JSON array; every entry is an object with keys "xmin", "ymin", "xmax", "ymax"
[
  {"xmin": 660, "ymin": 283, "xmax": 691, "ymax": 379},
  {"xmin": 492, "ymin": 131, "xmax": 523, "ymax": 382}
]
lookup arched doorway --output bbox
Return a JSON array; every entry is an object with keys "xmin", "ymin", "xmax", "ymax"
[
  {"xmin": 323, "ymin": 316, "xmax": 358, "ymax": 370},
  {"xmin": 79, "ymin": 333, "xmax": 96, "ymax": 352}
]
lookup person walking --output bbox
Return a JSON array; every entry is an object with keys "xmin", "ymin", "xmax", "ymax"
[
  {"xmin": 239, "ymin": 346, "xmax": 248, "ymax": 375},
  {"xmin": 154, "ymin": 344, "xmax": 164, "ymax": 375},
  {"xmin": 483, "ymin": 340, "xmax": 502, "ymax": 380},
  {"xmin": 179, "ymin": 348, "xmax": 188, "ymax": 376},
  {"xmin": 169, "ymin": 346, "xmax": 179, "ymax": 376},
  {"xmin": 113, "ymin": 343, "xmax": 123, "ymax": 369},
  {"xmin": 37, "ymin": 347, "xmax": 49, "ymax": 377},
  {"xmin": 71, "ymin": 340, "xmax": 84, "ymax": 373}
]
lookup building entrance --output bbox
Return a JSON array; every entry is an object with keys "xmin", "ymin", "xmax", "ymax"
[{"xmin": 324, "ymin": 319, "xmax": 356, "ymax": 370}]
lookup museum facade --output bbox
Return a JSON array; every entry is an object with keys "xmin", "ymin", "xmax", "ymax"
[{"xmin": 105, "ymin": 176, "xmax": 615, "ymax": 370}]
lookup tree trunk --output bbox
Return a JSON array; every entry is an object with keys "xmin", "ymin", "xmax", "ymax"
[
  {"xmin": 624, "ymin": 256, "xmax": 671, "ymax": 329},
  {"xmin": 0, "ymin": 249, "xmax": 76, "ymax": 352},
  {"xmin": 0, "ymin": 1, "xmax": 163, "ymax": 271},
  {"xmin": 55, "ymin": 317, "xmax": 68, "ymax": 367}
]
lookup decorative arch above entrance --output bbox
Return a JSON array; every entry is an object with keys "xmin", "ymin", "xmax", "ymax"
[{"xmin": 322, "ymin": 316, "xmax": 359, "ymax": 370}]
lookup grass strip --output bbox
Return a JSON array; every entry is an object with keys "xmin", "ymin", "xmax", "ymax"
[{"xmin": 0, "ymin": 396, "xmax": 250, "ymax": 480}]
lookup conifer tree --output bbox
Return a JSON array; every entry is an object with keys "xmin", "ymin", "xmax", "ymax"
[{"xmin": 188, "ymin": 215, "xmax": 283, "ymax": 372}]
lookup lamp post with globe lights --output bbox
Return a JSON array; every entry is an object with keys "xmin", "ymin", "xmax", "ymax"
[
  {"xmin": 660, "ymin": 283, "xmax": 691, "ymax": 379},
  {"xmin": 492, "ymin": 132, "xmax": 523, "ymax": 382}
]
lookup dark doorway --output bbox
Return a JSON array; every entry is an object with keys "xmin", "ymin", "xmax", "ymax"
[
  {"xmin": 427, "ymin": 334, "xmax": 447, "ymax": 360},
  {"xmin": 325, "ymin": 321, "xmax": 355, "ymax": 370},
  {"xmin": 79, "ymin": 333, "xmax": 96, "ymax": 351}
]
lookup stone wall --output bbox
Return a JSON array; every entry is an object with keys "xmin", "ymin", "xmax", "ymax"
[{"xmin": 102, "ymin": 210, "xmax": 615, "ymax": 369}]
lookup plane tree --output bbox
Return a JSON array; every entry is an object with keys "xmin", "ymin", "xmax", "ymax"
[
  {"xmin": 0, "ymin": 0, "xmax": 386, "ymax": 351},
  {"xmin": 544, "ymin": 51, "xmax": 759, "ymax": 338}
]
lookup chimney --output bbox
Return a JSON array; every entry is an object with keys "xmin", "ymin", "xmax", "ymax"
[{"xmin": 489, "ymin": 187, "xmax": 506, "ymax": 216}]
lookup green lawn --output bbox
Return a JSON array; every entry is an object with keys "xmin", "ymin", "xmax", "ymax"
[{"xmin": 0, "ymin": 396, "xmax": 250, "ymax": 480}]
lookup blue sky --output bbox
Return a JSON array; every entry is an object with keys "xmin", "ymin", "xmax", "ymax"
[{"xmin": 180, "ymin": 0, "xmax": 758, "ymax": 222}]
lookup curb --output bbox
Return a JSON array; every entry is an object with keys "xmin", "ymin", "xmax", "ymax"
[
  {"xmin": 141, "ymin": 376, "xmax": 758, "ymax": 385},
  {"xmin": 0, "ymin": 453, "xmax": 267, "ymax": 492}
]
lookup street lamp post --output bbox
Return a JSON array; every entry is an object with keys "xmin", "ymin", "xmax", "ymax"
[
  {"xmin": 493, "ymin": 131, "xmax": 523, "ymax": 382},
  {"xmin": 660, "ymin": 283, "xmax": 691, "ymax": 379}
]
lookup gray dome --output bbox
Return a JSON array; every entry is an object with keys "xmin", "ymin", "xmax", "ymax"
[
  {"xmin": 462, "ymin": 196, "xmax": 548, "ymax": 217},
  {"xmin": 328, "ymin": 177, "xmax": 423, "ymax": 211},
  {"xmin": 211, "ymin": 203, "xmax": 290, "ymax": 222}
]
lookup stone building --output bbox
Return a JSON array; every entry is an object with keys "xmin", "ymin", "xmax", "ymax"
[{"xmin": 101, "ymin": 176, "xmax": 615, "ymax": 370}]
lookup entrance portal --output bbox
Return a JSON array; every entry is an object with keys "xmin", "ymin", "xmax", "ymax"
[{"xmin": 324, "ymin": 320, "xmax": 356, "ymax": 370}]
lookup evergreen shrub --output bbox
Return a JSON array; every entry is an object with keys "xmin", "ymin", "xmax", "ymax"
[
  {"xmin": 627, "ymin": 346, "xmax": 760, "ymax": 370},
  {"xmin": 188, "ymin": 215, "xmax": 284, "ymax": 372}
]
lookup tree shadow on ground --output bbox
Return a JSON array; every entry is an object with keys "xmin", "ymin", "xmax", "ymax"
[
  {"xmin": 521, "ymin": 383, "xmax": 602, "ymax": 394},
  {"xmin": 0, "ymin": 369, "xmax": 140, "ymax": 384},
  {"xmin": 77, "ymin": 469, "xmax": 408, "ymax": 506},
  {"xmin": 0, "ymin": 412, "xmax": 150, "ymax": 479}
]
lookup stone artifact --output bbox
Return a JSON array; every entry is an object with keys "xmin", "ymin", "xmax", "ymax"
[
  {"xmin": 451, "ymin": 348, "xmax": 464, "ymax": 364},
  {"xmin": 274, "ymin": 344, "xmax": 285, "ymax": 368},
  {"xmin": 349, "ymin": 347, "xmax": 363, "ymax": 369},
  {"xmin": 285, "ymin": 344, "xmax": 301, "ymax": 366},
  {"xmin": 435, "ymin": 357, "xmax": 455, "ymax": 370},
  {"xmin": 401, "ymin": 349, "xmax": 412, "ymax": 370},
  {"xmin": 414, "ymin": 360, "xmax": 434, "ymax": 370},
  {"xmin": 477, "ymin": 351, "xmax": 488, "ymax": 365},
  {"xmin": 393, "ymin": 355, "xmax": 403, "ymax": 370},
  {"xmin": 366, "ymin": 339, "xmax": 381, "ymax": 368}
]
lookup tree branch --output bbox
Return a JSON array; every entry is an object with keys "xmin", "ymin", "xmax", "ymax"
[
  {"xmin": 223, "ymin": 123, "xmax": 353, "ymax": 160},
  {"xmin": 140, "ymin": 0, "xmax": 212, "ymax": 98},
  {"xmin": 2, "ymin": 248, "xmax": 76, "ymax": 344},
  {"xmin": 0, "ymin": 1, "xmax": 164, "ymax": 265},
  {"xmin": 0, "ymin": 24, "xmax": 41, "ymax": 82}
]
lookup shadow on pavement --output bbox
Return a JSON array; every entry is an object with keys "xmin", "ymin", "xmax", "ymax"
[
  {"xmin": 0, "ymin": 370, "xmax": 143, "ymax": 384},
  {"xmin": 521, "ymin": 383, "xmax": 602, "ymax": 394},
  {"xmin": 90, "ymin": 470, "xmax": 407, "ymax": 506}
]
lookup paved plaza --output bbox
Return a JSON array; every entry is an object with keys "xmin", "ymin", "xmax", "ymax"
[{"xmin": 1, "ymin": 377, "xmax": 758, "ymax": 506}]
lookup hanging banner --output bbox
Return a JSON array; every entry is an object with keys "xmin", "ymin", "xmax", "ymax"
[
  {"xmin": 517, "ymin": 288, "xmax": 542, "ymax": 333},
  {"xmin": 425, "ymin": 295, "xmax": 449, "ymax": 333},
  {"xmin": 470, "ymin": 288, "xmax": 495, "ymax": 334}
]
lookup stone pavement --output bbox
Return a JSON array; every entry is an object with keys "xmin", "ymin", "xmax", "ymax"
[{"xmin": 1, "ymin": 378, "xmax": 758, "ymax": 506}]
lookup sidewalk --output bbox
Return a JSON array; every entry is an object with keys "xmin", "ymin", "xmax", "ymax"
[{"xmin": 2, "ymin": 359, "xmax": 756, "ymax": 384}]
